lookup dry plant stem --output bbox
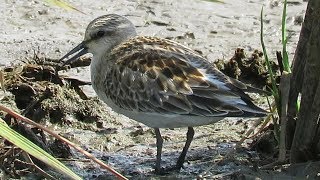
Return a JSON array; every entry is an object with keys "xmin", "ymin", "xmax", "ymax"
[
  {"xmin": 210, "ymin": 170, "xmax": 241, "ymax": 179},
  {"xmin": 200, "ymin": 114, "xmax": 273, "ymax": 178},
  {"xmin": 0, "ymin": 105, "xmax": 128, "ymax": 180},
  {"xmin": 0, "ymin": 69, "xmax": 5, "ymax": 91},
  {"xmin": 56, "ymin": 158, "xmax": 91, "ymax": 162},
  {"xmin": 247, "ymin": 104, "xmax": 276, "ymax": 139},
  {"xmin": 260, "ymin": 160, "xmax": 286, "ymax": 170},
  {"xmin": 278, "ymin": 72, "xmax": 290, "ymax": 162},
  {"xmin": 276, "ymin": 51, "xmax": 284, "ymax": 74},
  {"xmin": 22, "ymin": 89, "xmax": 51, "ymax": 116},
  {"xmin": 21, "ymin": 151, "xmax": 56, "ymax": 180},
  {"xmin": 237, "ymin": 117, "xmax": 264, "ymax": 148},
  {"xmin": 0, "ymin": 147, "xmax": 15, "ymax": 162},
  {"xmin": 261, "ymin": 160, "xmax": 320, "ymax": 171}
]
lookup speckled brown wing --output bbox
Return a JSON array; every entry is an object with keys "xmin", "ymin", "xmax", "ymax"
[{"xmin": 103, "ymin": 36, "xmax": 266, "ymax": 117}]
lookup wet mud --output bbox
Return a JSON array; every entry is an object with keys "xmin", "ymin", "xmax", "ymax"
[{"xmin": 0, "ymin": 0, "xmax": 313, "ymax": 179}]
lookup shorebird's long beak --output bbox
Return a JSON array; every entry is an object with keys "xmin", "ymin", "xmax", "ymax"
[{"xmin": 60, "ymin": 42, "xmax": 88, "ymax": 66}]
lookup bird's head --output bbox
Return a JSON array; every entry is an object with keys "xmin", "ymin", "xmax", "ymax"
[{"xmin": 60, "ymin": 14, "xmax": 137, "ymax": 65}]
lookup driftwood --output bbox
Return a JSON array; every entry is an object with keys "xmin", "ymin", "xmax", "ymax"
[{"xmin": 288, "ymin": 0, "xmax": 320, "ymax": 163}]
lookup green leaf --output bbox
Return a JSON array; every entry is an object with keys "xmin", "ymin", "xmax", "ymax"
[
  {"xmin": 201, "ymin": 0, "xmax": 225, "ymax": 3},
  {"xmin": 260, "ymin": 7, "xmax": 279, "ymax": 98},
  {"xmin": 281, "ymin": 0, "xmax": 291, "ymax": 73},
  {"xmin": 0, "ymin": 118, "xmax": 82, "ymax": 180},
  {"xmin": 45, "ymin": 0, "xmax": 86, "ymax": 14}
]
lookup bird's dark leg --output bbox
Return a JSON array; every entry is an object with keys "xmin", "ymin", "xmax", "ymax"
[
  {"xmin": 176, "ymin": 127, "xmax": 194, "ymax": 169},
  {"xmin": 154, "ymin": 128, "xmax": 163, "ymax": 174}
]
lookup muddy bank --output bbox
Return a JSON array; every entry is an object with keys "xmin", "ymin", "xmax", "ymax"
[{"xmin": 0, "ymin": 0, "xmax": 309, "ymax": 179}]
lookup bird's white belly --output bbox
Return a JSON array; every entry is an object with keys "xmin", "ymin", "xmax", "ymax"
[
  {"xmin": 119, "ymin": 110, "xmax": 224, "ymax": 128},
  {"xmin": 94, "ymin": 86, "xmax": 223, "ymax": 128}
]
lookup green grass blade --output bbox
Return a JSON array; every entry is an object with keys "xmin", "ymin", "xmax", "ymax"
[
  {"xmin": 0, "ymin": 119, "xmax": 82, "ymax": 180},
  {"xmin": 201, "ymin": 0, "xmax": 225, "ymax": 3},
  {"xmin": 260, "ymin": 7, "xmax": 279, "ymax": 100},
  {"xmin": 44, "ymin": 0, "xmax": 86, "ymax": 14},
  {"xmin": 281, "ymin": 0, "xmax": 291, "ymax": 72}
]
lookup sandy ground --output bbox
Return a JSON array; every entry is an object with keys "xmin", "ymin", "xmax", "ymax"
[
  {"xmin": 1, "ymin": 0, "xmax": 306, "ymax": 65},
  {"xmin": 0, "ymin": 0, "xmax": 308, "ymax": 179}
]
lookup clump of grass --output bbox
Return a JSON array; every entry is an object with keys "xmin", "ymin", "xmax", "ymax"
[
  {"xmin": 260, "ymin": 6, "xmax": 280, "ymax": 139},
  {"xmin": 260, "ymin": 0, "xmax": 291, "ymax": 124},
  {"xmin": 260, "ymin": 0, "xmax": 293, "ymax": 162}
]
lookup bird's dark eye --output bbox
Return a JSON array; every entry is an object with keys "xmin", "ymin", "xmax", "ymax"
[{"xmin": 96, "ymin": 30, "xmax": 105, "ymax": 37}]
